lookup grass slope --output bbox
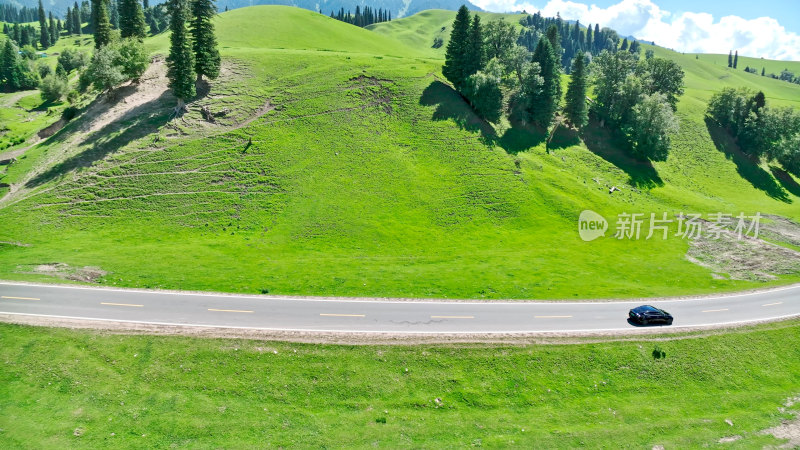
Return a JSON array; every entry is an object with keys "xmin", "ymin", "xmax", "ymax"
[
  {"xmin": 0, "ymin": 321, "xmax": 798, "ymax": 447},
  {"xmin": 0, "ymin": 6, "xmax": 799, "ymax": 299},
  {"xmin": 148, "ymin": 6, "xmax": 423, "ymax": 58},
  {"xmin": 367, "ymin": 9, "xmax": 525, "ymax": 58},
  {"xmin": 690, "ymin": 52, "xmax": 800, "ymax": 77}
]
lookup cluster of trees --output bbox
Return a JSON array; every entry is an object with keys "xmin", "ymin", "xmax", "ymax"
[
  {"xmin": 707, "ymin": 88, "xmax": 800, "ymax": 175},
  {"xmin": 329, "ymin": 6, "xmax": 391, "ymax": 27},
  {"xmin": 442, "ymin": 6, "xmax": 588, "ymax": 131},
  {"xmin": 2, "ymin": 23, "xmax": 45, "ymax": 49},
  {"xmin": 166, "ymin": 0, "xmax": 221, "ymax": 110},
  {"xmin": 591, "ymin": 50, "xmax": 684, "ymax": 159},
  {"xmin": 0, "ymin": 3, "xmax": 42, "ymax": 23},
  {"xmin": 518, "ymin": 12, "xmax": 630, "ymax": 71},
  {"xmin": 37, "ymin": 0, "xmax": 64, "ymax": 50}
]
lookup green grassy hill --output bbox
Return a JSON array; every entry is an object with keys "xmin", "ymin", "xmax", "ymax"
[
  {"xmin": 0, "ymin": 6, "xmax": 799, "ymax": 299},
  {"xmin": 690, "ymin": 52, "xmax": 800, "ymax": 77},
  {"xmin": 367, "ymin": 9, "xmax": 525, "ymax": 58}
]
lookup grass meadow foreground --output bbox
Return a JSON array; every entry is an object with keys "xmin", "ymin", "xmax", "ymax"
[{"xmin": 0, "ymin": 321, "xmax": 798, "ymax": 447}]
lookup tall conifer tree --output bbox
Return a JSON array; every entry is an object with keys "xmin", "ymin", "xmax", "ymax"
[
  {"xmin": 564, "ymin": 52, "xmax": 588, "ymax": 128},
  {"xmin": 92, "ymin": 0, "xmax": 112, "ymax": 48},
  {"xmin": 167, "ymin": 0, "xmax": 195, "ymax": 110},
  {"xmin": 529, "ymin": 38, "xmax": 560, "ymax": 126},
  {"xmin": 190, "ymin": 0, "xmax": 221, "ymax": 82},
  {"xmin": 38, "ymin": 0, "xmax": 50, "ymax": 49},
  {"xmin": 442, "ymin": 5, "xmax": 471, "ymax": 90},
  {"xmin": 119, "ymin": 0, "xmax": 147, "ymax": 39}
]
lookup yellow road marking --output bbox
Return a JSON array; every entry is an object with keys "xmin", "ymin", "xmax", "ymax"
[
  {"xmin": 762, "ymin": 302, "xmax": 783, "ymax": 307},
  {"xmin": 431, "ymin": 315, "xmax": 474, "ymax": 319},
  {"xmin": 702, "ymin": 308, "xmax": 729, "ymax": 313},
  {"xmin": 1, "ymin": 296, "xmax": 40, "ymax": 301},
  {"xmin": 320, "ymin": 313, "xmax": 365, "ymax": 317},
  {"xmin": 208, "ymin": 308, "xmax": 253, "ymax": 313},
  {"xmin": 535, "ymin": 315, "xmax": 572, "ymax": 319},
  {"xmin": 101, "ymin": 302, "xmax": 143, "ymax": 307}
]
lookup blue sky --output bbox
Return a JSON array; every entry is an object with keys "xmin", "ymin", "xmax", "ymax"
[
  {"xmin": 470, "ymin": 0, "xmax": 800, "ymax": 60},
  {"xmin": 584, "ymin": 0, "xmax": 799, "ymax": 33}
]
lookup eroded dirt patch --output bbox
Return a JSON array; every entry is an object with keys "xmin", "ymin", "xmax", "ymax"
[
  {"xmin": 686, "ymin": 218, "xmax": 800, "ymax": 281},
  {"xmin": 19, "ymin": 263, "xmax": 107, "ymax": 283},
  {"xmin": 760, "ymin": 395, "xmax": 800, "ymax": 447}
]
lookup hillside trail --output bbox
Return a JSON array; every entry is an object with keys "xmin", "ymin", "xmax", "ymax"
[
  {"xmin": 0, "ymin": 90, "xmax": 36, "ymax": 108},
  {"xmin": 0, "ymin": 57, "xmax": 172, "ymax": 207}
]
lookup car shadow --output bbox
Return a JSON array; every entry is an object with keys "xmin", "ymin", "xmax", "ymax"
[{"xmin": 626, "ymin": 318, "xmax": 673, "ymax": 327}]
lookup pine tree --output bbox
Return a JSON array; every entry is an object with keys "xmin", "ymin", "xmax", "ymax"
[
  {"xmin": 545, "ymin": 24, "xmax": 561, "ymax": 61},
  {"xmin": 564, "ymin": 52, "xmax": 588, "ymax": 129},
  {"xmin": 73, "ymin": 2, "xmax": 82, "ymax": 35},
  {"xmin": 190, "ymin": 0, "xmax": 221, "ymax": 83},
  {"xmin": 119, "ymin": 0, "xmax": 147, "ymax": 39},
  {"xmin": 529, "ymin": 37, "xmax": 560, "ymax": 126},
  {"xmin": 620, "ymin": 37, "xmax": 628, "ymax": 51},
  {"xmin": 1, "ymin": 39, "xmax": 20, "ymax": 91},
  {"xmin": 727, "ymin": 51, "xmax": 732, "ymax": 67},
  {"xmin": 585, "ymin": 23, "xmax": 592, "ymax": 52},
  {"xmin": 92, "ymin": 0, "xmax": 112, "ymax": 48},
  {"xmin": 442, "ymin": 5, "xmax": 471, "ymax": 90},
  {"xmin": 761, "ymin": 67, "xmax": 765, "ymax": 76},
  {"xmin": 593, "ymin": 24, "xmax": 600, "ymax": 53},
  {"xmin": 49, "ymin": 12, "xmax": 57, "ymax": 44},
  {"xmin": 65, "ymin": 8, "xmax": 73, "ymax": 34},
  {"xmin": 143, "ymin": 0, "xmax": 149, "ymax": 8},
  {"xmin": 38, "ymin": 0, "xmax": 50, "ymax": 49},
  {"xmin": 110, "ymin": 0, "xmax": 119, "ymax": 29},
  {"xmin": 167, "ymin": 0, "xmax": 195, "ymax": 110},
  {"xmin": 465, "ymin": 14, "xmax": 483, "ymax": 79},
  {"xmin": 733, "ymin": 50, "xmax": 738, "ymax": 69}
]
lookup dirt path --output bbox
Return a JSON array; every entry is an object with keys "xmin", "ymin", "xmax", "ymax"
[
  {"xmin": 0, "ymin": 58, "xmax": 173, "ymax": 207},
  {"xmin": 0, "ymin": 90, "xmax": 36, "ymax": 108}
]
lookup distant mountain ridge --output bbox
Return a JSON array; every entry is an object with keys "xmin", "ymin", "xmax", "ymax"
[{"xmin": 6, "ymin": 0, "xmax": 481, "ymax": 19}]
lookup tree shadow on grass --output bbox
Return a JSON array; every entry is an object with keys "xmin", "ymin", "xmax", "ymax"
[
  {"xmin": 25, "ymin": 90, "xmax": 173, "ymax": 189},
  {"xmin": 548, "ymin": 124, "xmax": 581, "ymax": 150},
  {"xmin": 705, "ymin": 118, "xmax": 790, "ymax": 203},
  {"xmin": 581, "ymin": 117, "xmax": 663, "ymax": 189},
  {"xmin": 420, "ymin": 80, "xmax": 549, "ymax": 154},
  {"xmin": 770, "ymin": 166, "xmax": 800, "ymax": 198},
  {"xmin": 497, "ymin": 118, "xmax": 545, "ymax": 154},
  {"xmin": 420, "ymin": 80, "xmax": 494, "ymax": 138}
]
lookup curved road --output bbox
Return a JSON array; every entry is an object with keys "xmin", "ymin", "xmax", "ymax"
[{"xmin": 0, "ymin": 281, "xmax": 798, "ymax": 334}]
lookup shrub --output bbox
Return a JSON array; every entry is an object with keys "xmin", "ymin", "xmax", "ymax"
[
  {"xmin": 114, "ymin": 38, "xmax": 150, "ymax": 82},
  {"xmin": 39, "ymin": 74, "xmax": 69, "ymax": 103},
  {"xmin": 61, "ymin": 106, "xmax": 78, "ymax": 121},
  {"xmin": 37, "ymin": 62, "xmax": 52, "ymax": 79},
  {"xmin": 57, "ymin": 48, "xmax": 90, "ymax": 73},
  {"xmin": 87, "ymin": 46, "xmax": 125, "ymax": 92}
]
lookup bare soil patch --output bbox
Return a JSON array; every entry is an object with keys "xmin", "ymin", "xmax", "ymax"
[
  {"xmin": 760, "ymin": 395, "xmax": 800, "ymax": 447},
  {"xmin": 18, "ymin": 263, "xmax": 107, "ymax": 283},
  {"xmin": 686, "ymin": 217, "xmax": 800, "ymax": 281}
]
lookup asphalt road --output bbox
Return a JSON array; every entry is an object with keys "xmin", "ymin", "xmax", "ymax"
[{"xmin": 0, "ymin": 282, "xmax": 798, "ymax": 334}]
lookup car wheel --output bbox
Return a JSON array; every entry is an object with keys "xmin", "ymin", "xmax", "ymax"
[
  {"xmin": 667, "ymin": 319, "xmax": 673, "ymax": 325},
  {"xmin": 640, "ymin": 318, "xmax": 648, "ymax": 325}
]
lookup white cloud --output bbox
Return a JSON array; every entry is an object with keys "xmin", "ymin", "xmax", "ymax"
[{"xmin": 469, "ymin": 0, "xmax": 800, "ymax": 61}]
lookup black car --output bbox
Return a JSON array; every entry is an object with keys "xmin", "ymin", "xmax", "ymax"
[{"xmin": 629, "ymin": 305, "xmax": 673, "ymax": 325}]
